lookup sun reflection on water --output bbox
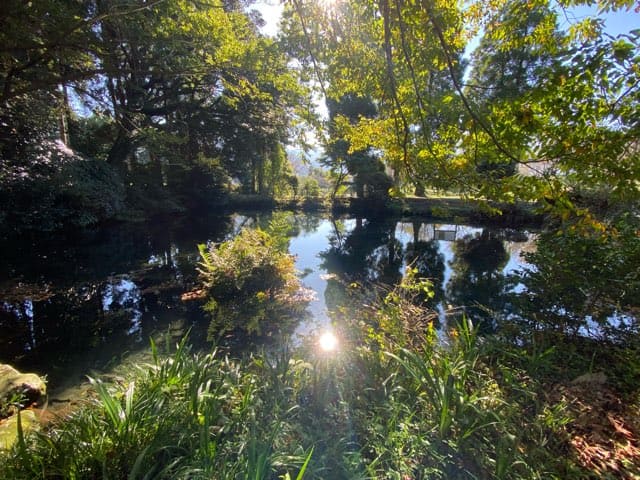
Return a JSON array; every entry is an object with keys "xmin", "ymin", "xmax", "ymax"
[{"xmin": 318, "ymin": 331, "xmax": 338, "ymax": 352}]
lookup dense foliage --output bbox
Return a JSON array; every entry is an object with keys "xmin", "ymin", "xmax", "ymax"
[
  {"xmin": 0, "ymin": 337, "xmax": 315, "ymax": 479},
  {"xmin": 517, "ymin": 213, "xmax": 640, "ymax": 337},
  {"xmin": 198, "ymin": 221, "xmax": 311, "ymax": 338},
  {"xmin": 282, "ymin": 0, "xmax": 639, "ymax": 219},
  {"xmin": 2, "ymin": 0, "xmax": 639, "ymax": 233},
  {"xmin": 3, "ymin": 273, "xmax": 638, "ymax": 478},
  {"xmin": 0, "ymin": 0, "xmax": 311, "ymax": 234}
]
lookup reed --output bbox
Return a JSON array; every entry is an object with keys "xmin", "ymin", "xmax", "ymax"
[{"xmin": 1, "ymin": 280, "xmax": 616, "ymax": 479}]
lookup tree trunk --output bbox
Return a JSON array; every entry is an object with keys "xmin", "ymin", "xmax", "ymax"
[
  {"xmin": 107, "ymin": 129, "xmax": 132, "ymax": 166},
  {"xmin": 58, "ymin": 84, "xmax": 70, "ymax": 145}
]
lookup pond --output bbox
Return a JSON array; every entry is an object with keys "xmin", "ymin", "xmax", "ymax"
[{"xmin": 0, "ymin": 212, "xmax": 536, "ymax": 395}]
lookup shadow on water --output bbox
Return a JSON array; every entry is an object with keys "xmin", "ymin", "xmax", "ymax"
[
  {"xmin": 0, "ymin": 214, "xmax": 234, "ymax": 389},
  {"xmin": 0, "ymin": 211, "xmax": 536, "ymax": 394}
]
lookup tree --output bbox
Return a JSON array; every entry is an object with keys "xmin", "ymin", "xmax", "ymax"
[
  {"xmin": 325, "ymin": 94, "xmax": 392, "ymax": 199},
  {"xmin": 450, "ymin": 1, "xmax": 639, "ymax": 216},
  {"xmin": 282, "ymin": 0, "xmax": 467, "ymax": 195},
  {"xmin": 465, "ymin": 0, "xmax": 562, "ymax": 180},
  {"xmin": 468, "ymin": 1, "xmax": 560, "ymax": 105},
  {"xmin": 283, "ymin": 0, "xmax": 639, "ymax": 220},
  {"xmin": 0, "ymin": 0, "xmax": 98, "ymax": 104}
]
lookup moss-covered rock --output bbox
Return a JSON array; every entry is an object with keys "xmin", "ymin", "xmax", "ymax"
[
  {"xmin": 0, "ymin": 410, "xmax": 39, "ymax": 450},
  {"xmin": 0, "ymin": 364, "xmax": 46, "ymax": 414},
  {"xmin": 0, "ymin": 365, "xmax": 45, "ymax": 450}
]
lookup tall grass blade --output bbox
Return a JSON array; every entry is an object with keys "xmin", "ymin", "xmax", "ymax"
[
  {"xmin": 128, "ymin": 444, "xmax": 152, "ymax": 480},
  {"xmin": 150, "ymin": 337, "xmax": 158, "ymax": 364},
  {"xmin": 15, "ymin": 408, "xmax": 28, "ymax": 464},
  {"xmin": 294, "ymin": 447, "xmax": 313, "ymax": 480},
  {"xmin": 90, "ymin": 377, "xmax": 124, "ymax": 431}
]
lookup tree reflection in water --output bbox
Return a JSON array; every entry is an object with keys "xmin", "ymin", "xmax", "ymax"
[
  {"xmin": 405, "ymin": 221, "xmax": 446, "ymax": 311},
  {"xmin": 319, "ymin": 219, "xmax": 530, "ymax": 336},
  {"xmin": 0, "ymin": 213, "xmax": 536, "ymax": 390},
  {"xmin": 319, "ymin": 217, "xmax": 403, "ymax": 286},
  {"xmin": 446, "ymin": 229, "xmax": 510, "ymax": 334}
]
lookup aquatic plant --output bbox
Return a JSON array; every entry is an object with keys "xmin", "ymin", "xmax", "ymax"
[{"xmin": 198, "ymin": 222, "xmax": 312, "ymax": 339}]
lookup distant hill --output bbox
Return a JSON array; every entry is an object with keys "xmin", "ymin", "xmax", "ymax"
[{"xmin": 286, "ymin": 146, "xmax": 324, "ymax": 176}]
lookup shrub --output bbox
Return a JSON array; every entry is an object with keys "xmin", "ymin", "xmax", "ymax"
[
  {"xmin": 0, "ymin": 141, "xmax": 125, "ymax": 233},
  {"xmin": 198, "ymin": 225, "xmax": 312, "ymax": 338}
]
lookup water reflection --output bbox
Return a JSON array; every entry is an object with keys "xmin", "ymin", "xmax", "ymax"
[
  {"xmin": 102, "ymin": 276, "xmax": 142, "ymax": 335},
  {"xmin": 0, "ymin": 212, "xmax": 534, "ymax": 390},
  {"xmin": 447, "ymin": 229, "xmax": 511, "ymax": 333},
  {"xmin": 313, "ymin": 219, "xmax": 530, "ymax": 335},
  {"xmin": 319, "ymin": 217, "xmax": 403, "ymax": 286},
  {"xmin": 405, "ymin": 225, "xmax": 446, "ymax": 310},
  {"xmin": 0, "ymin": 214, "xmax": 233, "ymax": 384}
]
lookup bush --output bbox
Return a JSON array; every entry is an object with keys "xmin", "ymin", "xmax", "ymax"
[
  {"xmin": 0, "ymin": 141, "xmax": 125, "ymax": 233},
  {"xmin": 53, "ymin": 157, "xmax": 125, "ymax": 227},
  {"xmin": 198, "ymin": 224, "xmax": 311, "ymax": 338}
]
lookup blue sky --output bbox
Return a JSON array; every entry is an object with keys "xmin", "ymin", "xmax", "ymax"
[
  {"xmin": 254, "ymin": 1, "xmax": 639, "ymax": 39},
  {"xmin": 562, "ymin": 4, "xmax": 639, "ymax": 36}
]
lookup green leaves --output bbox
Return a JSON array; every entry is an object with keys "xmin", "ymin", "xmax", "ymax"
[
  {"xmin": 198, "ymin": 224, "xmax": 311, "ymax": 338},
  {"xmin": 282, "ymin": 0, "xmax": 640, "ymax": 224}
]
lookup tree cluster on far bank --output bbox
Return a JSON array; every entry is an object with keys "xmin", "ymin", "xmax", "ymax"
[{"xmin": 0, "ymin": 0, "xmax": 311, "ymax": 233}]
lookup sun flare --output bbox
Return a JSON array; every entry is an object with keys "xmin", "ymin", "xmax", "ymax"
[{"xmin": 318, "ymin": 331, "xmax": 338, "ymax": 352}]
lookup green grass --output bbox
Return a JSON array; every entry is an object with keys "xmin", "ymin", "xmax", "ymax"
[
  {"xmin": 0, "ymin": 336, "xmax": 313, "ymax": 479},
  {"xmin": 0, "ymin": 330, "xmax": 584, "ymax": 479}
]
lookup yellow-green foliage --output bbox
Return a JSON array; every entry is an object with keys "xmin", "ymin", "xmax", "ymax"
[{"xmin": 198, "ymin": 227, "xmax": 310, "ymax": 338}]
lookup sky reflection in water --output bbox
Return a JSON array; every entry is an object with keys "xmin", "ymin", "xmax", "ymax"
[{"xmin": 0, "ymin": 213, "xmax": 533, "ymax": 388}]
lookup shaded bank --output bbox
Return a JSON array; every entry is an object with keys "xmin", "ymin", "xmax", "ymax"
[
  {"xmin": 222, "ymin": 194, "xmax": 543, "ymax": 227},
  {"xmin": 0, "ymin": 191, "xmax": 541, "ymax": 241}
]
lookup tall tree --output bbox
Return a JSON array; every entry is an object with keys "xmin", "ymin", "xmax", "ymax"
[
  {"xmin": 85, "ymin": 0, "xmax": 306, "ymax": 195},
  {"xmin": 465, "ymin": 0, "xmax": 562, "ymax": 180},
  {"xmin": 325, "ymin": 94, "xmax": 392, "ymax": 199},
  {"xmin": 283, "ymin": 0, "xmax": 640, "ymax": 222}
]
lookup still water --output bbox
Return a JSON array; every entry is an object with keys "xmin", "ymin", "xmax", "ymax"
[{"xmin": 0, "ymin": 212, "xmax": 535, "ymax": 393}]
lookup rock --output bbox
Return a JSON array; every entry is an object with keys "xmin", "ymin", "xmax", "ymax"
[
  {"xmin": 0, "ymin": 364, "xmax": 47, "ymax": 409},
  {"xmin": 0, "ymin": 364, "xmax": 20, "ymax": 381},
  {"xmin": 571, "ymin": 371, "xmax": 607, "ymax": 385},
  {"xmin": 0, "ymin": 410, "xmax": 39, "ymax": 450}
]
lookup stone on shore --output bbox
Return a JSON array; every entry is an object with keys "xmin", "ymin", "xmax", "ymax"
[
  {"xmin": 0, "ymin": 410, "xmax": 39, "ymax": 450},
  {"xmin": 0, "ymin": 364, "xmax": 47, "ymax": 408},
  {"xmin": 0, "ymin": 363, "xmax": 46, "ymax": 450}
]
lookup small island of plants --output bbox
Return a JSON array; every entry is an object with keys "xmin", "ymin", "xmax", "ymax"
[{"xmin": 1, "ymin": 226, "xmax": 639, "ymax": 479}]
